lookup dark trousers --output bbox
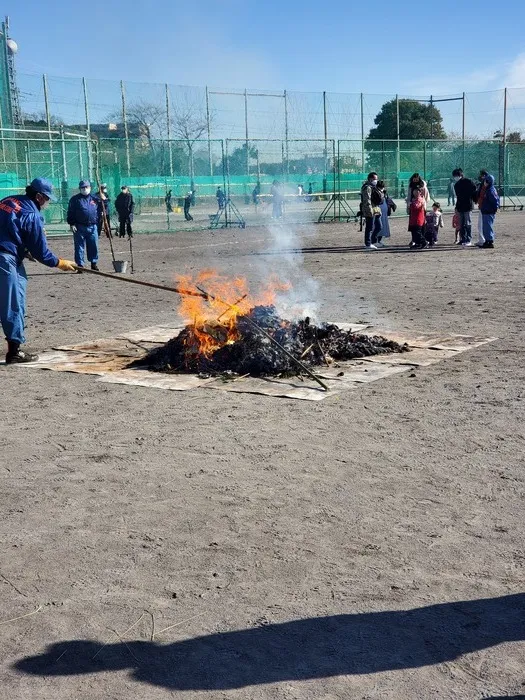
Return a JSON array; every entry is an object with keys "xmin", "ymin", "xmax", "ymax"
[
  {"xmin": 364, "ymin": 215, "xmax": 382, "ymax": 246},
  {"xmin": 184, "ymin": 203, "xmax": 193, "ymax": 221},
  {"xmin": 119, "ymin": 217, "xmax": 133, "ymax": 237},
  {"xmin": 409, "ymin": 225, "xmax": 424, "ymax": 246}
]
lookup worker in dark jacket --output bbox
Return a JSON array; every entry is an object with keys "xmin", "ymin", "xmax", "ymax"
[
  {"xmin": 183, "ymin": 191, "xmax": 193, "ymax": 221},
  {"xmin": 67, "ymin": 179, "xmax": 100, "ymax": 270},
  {"xmin": 452, "ymin": 168, "xmax": 477, "ymax": 246},
  {"xmin": 94, "ymin": 183, "xmax": 110, "ymax": 237},
  {"xmin": 114, "ymin": 185, "xmax": 134, "ymax": 238},
  {"xmin": 0, "ymin": 178, "xmax": 76, "ymax": 363}
]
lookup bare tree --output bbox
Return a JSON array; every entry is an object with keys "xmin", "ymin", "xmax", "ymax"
[
  {"xmin": 109, "ymin": 100, "xmax": 166, "ymax": 146},
  {"xmin": 171, "ymin": 103, "xmax": 209, "ymax": 180}
]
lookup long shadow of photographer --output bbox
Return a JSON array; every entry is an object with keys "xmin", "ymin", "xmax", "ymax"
[{"xmin": 14, "ymin": 593, "xmax": 524, "ymax": 691}]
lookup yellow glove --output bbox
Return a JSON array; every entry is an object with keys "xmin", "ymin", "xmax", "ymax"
[{"xmin": 57, "ymin": 259, "xmax": 77, "ymax": 272}]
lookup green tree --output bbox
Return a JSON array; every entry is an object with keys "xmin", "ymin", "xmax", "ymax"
[{"xmin": 367, "ymin": 98, "xmax": 446, "ymax": 141}]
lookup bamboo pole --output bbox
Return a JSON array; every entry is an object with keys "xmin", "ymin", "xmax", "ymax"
[{"xmin": 73, "ymin": 268, "xmax": 329, "ymax": 391}]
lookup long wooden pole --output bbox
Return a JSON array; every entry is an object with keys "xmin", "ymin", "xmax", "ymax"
[{"xmin": 74, "ymin": 268, "xmax": 329, "ymax": 391}]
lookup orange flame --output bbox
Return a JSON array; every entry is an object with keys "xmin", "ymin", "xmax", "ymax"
[{"xmin": 176, "ymin": 269, "xmax": 291, "ymax": 358}]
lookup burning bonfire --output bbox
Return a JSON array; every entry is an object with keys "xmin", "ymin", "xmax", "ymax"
[{"xmin": 132, "ymin": 270, "xmax": 409, "ymax": 380}]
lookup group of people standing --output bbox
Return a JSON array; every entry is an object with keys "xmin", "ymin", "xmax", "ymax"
[
  {"xmin": 67, "ymin": 181, "xmax": 135, "ymax": 271},
  {"xmin": 360, "ymin": 169, "xmax": 500, "ymax": 250}
]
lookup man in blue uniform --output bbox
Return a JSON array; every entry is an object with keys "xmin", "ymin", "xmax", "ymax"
[
  {"xmin": 0, "ymin": 177, "xmax": 76, "ymax": 364},
  {"xmin": 67, "ymin": 179, "xmax": 100, "ymax": 271}
]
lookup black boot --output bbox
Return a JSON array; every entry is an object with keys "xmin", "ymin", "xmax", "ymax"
[
  {"xmin": 5, "ymin": 341, "xmax": 38, "ymax": 364},
  {"xmin": 91, "ymin": 263, "xmax": 100, "ymax": 271}
]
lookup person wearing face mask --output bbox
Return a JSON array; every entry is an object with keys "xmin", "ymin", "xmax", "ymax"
[
  {"xmin": 0, "ymin": 178, "xmax": 76, "ymax": 364},
  {"xmin": 360, "ymin": 172, "xmax": 383, "ymax": 250},
  {"xmin": 94, "ymin": 183, "xmax": 111, "ymax": 238},
  {"xmin": 452, "ymin": 168, "xmax": 477, "ymax": 246},
  {"xmin": 67, "ymin": 179, "xmax": 100, "ymax": 271}
]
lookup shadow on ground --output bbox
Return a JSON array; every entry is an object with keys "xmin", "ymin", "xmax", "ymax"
[{"xmin": 14, "ymin": 594, "xmax": 524, "ymax": 691}]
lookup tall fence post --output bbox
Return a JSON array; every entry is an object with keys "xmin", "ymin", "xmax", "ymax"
[
  {"xmin": 0, "ymin": 100, "xmax": 5, "ymax": 167},
  {"xmin": 24, "ymin": 141, "xmax": 30, "ymax": 182},
  {"xmin": 396, "ymin": 94, "xmax": 400, "ymax": 196},
  {"xmin": 165, "ymin": 83, "xmax": 173, "ymax": 178},
  {"xmin": 77, "ymin": 138, "xmax": 84, "ymax": 177},
  {"xmin": 120, "ymin": 80, "xmax": 131, "ymax": 178},
  {"xmin": 502, "ymin": 87, "xmax": 507, "ymax": 206},
  {"xmin": 284, "ymin": 89, "xmax": 289, "ymax": 180},
  {"xmin": 244, "ymin": 89, "xmax": 249, "ymax": 189},
  {"xmin": 323, "ymin": 91, "xmax": 328, "ymax": 192},
  {"xmin": 82, "ymin": 77, "xmax": 93, "ymax": 179},
  {"xmin": 206, "ymin": 86, "xmax": 213, "ymax": 176},
  {"xmin": 60, "ymin": 125, "xmax": 68, "ymax": 182},
  {"xmin": 360, "ymin": 93, "xmax": 365, "ymax": 171},
  {"xmin": 42, "ymin": 74, "xmax": 55, "ymax": 179},
  {"xmin": 462, "ymin": 92, "xmax": 466, "ymax": 171}
]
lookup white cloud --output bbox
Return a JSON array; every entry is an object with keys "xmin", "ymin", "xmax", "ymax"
[{"xmin": 503, "ymin": 53, "xmax": 525, "ymax": 88}]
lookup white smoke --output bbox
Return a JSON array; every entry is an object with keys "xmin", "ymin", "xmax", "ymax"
[{"xmin": 263, "ymin": 223, "xmax": 320, "ymax": 321}]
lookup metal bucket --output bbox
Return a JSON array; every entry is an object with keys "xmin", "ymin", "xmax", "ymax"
[{"xmin": 112, "ymin": 260, "xmax": 128, "ymax": 274}]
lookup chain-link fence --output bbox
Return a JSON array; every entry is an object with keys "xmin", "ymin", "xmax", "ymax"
[{"xmin": 1, "ymin": 131, "xmax": 525, "ymax": 233}]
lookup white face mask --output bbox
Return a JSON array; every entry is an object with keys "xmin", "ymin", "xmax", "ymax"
[
  {"xmin": 80, "ymin": 187, "xmax": 91, "ymax": 195},
  {"xmin": 453, "ymin": 176, "xmax": 460, "ymax": 182},
  {"xmin": 371, "ymin": 179, "xmax": 378, "ymax": 186}
]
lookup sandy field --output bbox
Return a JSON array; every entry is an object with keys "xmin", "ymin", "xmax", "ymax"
[{"xmin": 1, "ymin": 212, "xmax": 524, "ymax": 699}]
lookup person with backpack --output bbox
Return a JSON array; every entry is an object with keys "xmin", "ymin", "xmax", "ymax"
[
  {"xmin": 360, "ymin": 172, "xmax": 383, "ymax": 250},
  {"xmin": 477, "ymin": 172, "xmax": 499, "ymax": 248}
]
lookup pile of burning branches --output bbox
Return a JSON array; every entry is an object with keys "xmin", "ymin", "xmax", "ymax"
[{"xmin": 132, "ymin": 305, "xmax": 409, "ymax": 379}]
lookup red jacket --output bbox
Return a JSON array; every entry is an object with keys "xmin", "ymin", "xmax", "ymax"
[{"xmin": 409, "ymin": 197, "xmax": 425, "ymax": 227}]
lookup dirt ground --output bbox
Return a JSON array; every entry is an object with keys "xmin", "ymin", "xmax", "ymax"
[{"xmin": 1, "ymin": 213, "xmax": 524, "ymax": 700}]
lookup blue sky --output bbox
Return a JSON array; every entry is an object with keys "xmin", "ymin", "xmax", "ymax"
[
  {"xmin": 7, "ymin": 0, "xmax": 525, "ymax": 138},
  {"xmin": 9, "ymin": 0, "xmax": 525, "ymax": 93}
]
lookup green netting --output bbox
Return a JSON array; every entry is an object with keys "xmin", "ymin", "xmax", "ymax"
[{"xmin": 0, "ymin": 132, "xmax": 524, "ymax": 233}]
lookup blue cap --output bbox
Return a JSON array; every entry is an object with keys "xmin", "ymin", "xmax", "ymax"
[
  {"xmin": 30, "ymin": 177, "xmax": 57, "ymax": 203},
  {"xmin": 79, "ymin": 179, "xmax": 91, "ymax": 189}
]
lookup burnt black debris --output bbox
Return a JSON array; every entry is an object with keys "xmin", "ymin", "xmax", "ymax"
[{"xmin": 130, "ymin": 305, "xmax": 409, "ymax": 377}]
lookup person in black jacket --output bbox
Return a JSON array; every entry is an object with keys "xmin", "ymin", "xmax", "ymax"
[
  {"xmin": 452, "ymin": 168, "xmax": 477, "ymax": 246},
  {"xmin": 114, "ymin": 186, "xmax": 134, "ymax": 238}
]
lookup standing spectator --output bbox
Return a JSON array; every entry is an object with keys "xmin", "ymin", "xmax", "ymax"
[
  {"xmin": 360, "ymin": 172, "xmax": 383, "ymax": 250},
  {"xmin": 183, "ymin": 191, "xmax": 193, "ymax": 221},
  {"xmin": 424, "ymin": 202, "xmax": 444, "ymax": 246},
  {"xmin": 408, "ymin": 187, "xmax": 426, "ymax": 248},
  {"xmin": 376, "ymin": 180, "xmax": 392, "ymax": 247},
  {"xmin": 475, "ymin": 169, "xmax": 488, "ymax": 247},
  {"xmin": 115, "ymin": 185, "xmax": 135, "ymax": 238},
  {"xmin": 252, "ymin": 182, "xmax": 261, "ymax": 206},
  {"xmin": 216, "ymin": 186, "xmax": 226, "ymax": 209},
  {"xmin": 477, "ymin": 172, "xmax": 499, "ymax": 248},
  {"xmin": 165, "ymin": 189, "xmax": 173, "ymax": 213},
  {"xmin": 306, "ymin": 182, "xmax": 313, "ymax": 202},
  {"xmin": 297, "ymin": 184, "xmax": 304, "ymax": 198},
  {"xmin": 271, "ymin": 180, "xmax": 283, "ymax": 219},
  {"xmin": 94, "ymin": 183, "xmax": 110, "ymax": 238},
  {"xmin": 67, "ymin": 179, "xmax": 100, "ymax": 271},
  {"xmin": 406, "ymin": 173, "xmax": 430, "ymax": 212},
  {"xmin": 447, "ymin": 177, "xmax": 456, "ymax": 206},
  {"xmin": 452, "ymin": 168, "xmax": 477, "ymax": 246}
]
